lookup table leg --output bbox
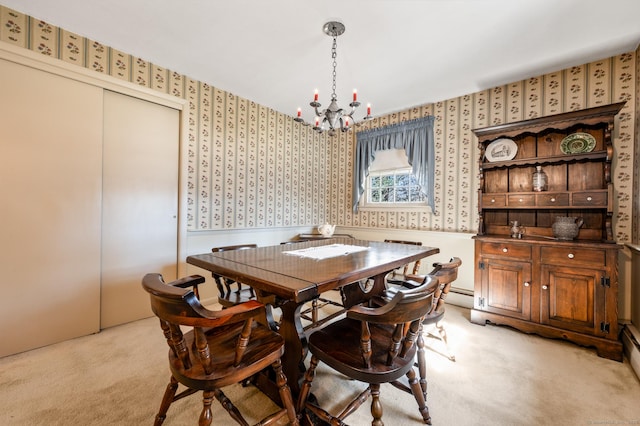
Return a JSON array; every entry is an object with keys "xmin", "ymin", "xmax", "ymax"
[
  {"xmin": 278, "ymin": 299, "xmax": 308, "ymax": 396},
  {"xmin": 252, "ymin": 294, "xmax": 308, "ymax": 402}
]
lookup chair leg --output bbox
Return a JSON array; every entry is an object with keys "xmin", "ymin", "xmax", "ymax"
[
  {"xmin": 333, "ymin": 386, "xmax": 369, "ymax": 422},
  {"xmin": 311, "ymin": 299, "xmax": 319, "ymax": 323},
  {"xmin": 435, "ymin": 321, "xmax": 456, "ymax": 361},
  {"xmin": 406, "ymin": 368, "xmax": 431, "ymax": 425},
  {"xmin": 199, "ymin": 390, "xmax": 215, "ymax": 426},
  {"xmin": 370, "ymin": 383, "xmax": 383, "ymax": 426},
  {"xmin": 416, "ymin": 330, "xmax": 427, "ymax": 401},
  {"xmin": 422, "ymin": 321, "xmax": 456, "ymax": 362},
  {"xmin": 273, "ymin": 358, "xmax": 300, "ymax": 425},
  {"xmin": 213, "ymin": 388, "xmax": 247, "ymax": 426},
  {"xmin": 297, "ymin": 355, "xmax": 319, "ymax": 412},
  {"xmin": 155, "ymin": 376, "xmax": 178, "ymax": 426}
]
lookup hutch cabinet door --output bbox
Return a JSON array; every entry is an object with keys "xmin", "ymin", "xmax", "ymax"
[
  {"xmin": 477, "ymin": 258, "xmax": 532, "ymax": 321},
  {"xmin": 539, "ymin": 265, "xmax": 606, "ymax": 336}
]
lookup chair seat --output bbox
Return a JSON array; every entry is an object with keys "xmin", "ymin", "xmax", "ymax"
[
  {"xmin": 422, "ymin": 309, "xmax": 444, "ymax": 325},
  {"xmin": 309, "ymin": 318, "xmax": 417, "ymax": 384},
  {"xmin": 169, "ymin": 321, "xmax": 284, "ymax": 390},
  {"xmin": 217, "ymin": 288, "xmax": 255, "ymax": 307}
]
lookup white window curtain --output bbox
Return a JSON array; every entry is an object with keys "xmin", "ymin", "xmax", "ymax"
[{"xmin": 353, "ymin": 116, "xmax": 435, "ymax": 212}]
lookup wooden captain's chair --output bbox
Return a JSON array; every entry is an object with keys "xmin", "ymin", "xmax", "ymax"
[
  {"xmin": 404, "ymin": 257, "xmax": 462, "ymax": 362},
  {"xmin": 384, "ymin": 239, "xmax": 423, "ymax": 284},
  {"xmin": 370, "ymin": 256, "xmax": 461, "ymax": 407},
  {"xmin": 211, "ymin": 244, "xmax": 258, "ymax": 307},
  {"xmin": 142, "ymin": 273, "xmax": 299, "ymax": 426},
  {"xmin": 297, "ymin": 275, "xmax": 439, "ymax": 425}
]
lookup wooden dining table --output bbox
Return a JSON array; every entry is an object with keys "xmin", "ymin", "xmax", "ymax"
[{"xmin": 186, "ymin": 237, "xmax": 439, "ymax": 398}]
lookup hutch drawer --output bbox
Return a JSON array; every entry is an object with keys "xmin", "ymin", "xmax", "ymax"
[
  {"xmin": 482, "ymin": 194, "xmax": 506, "ymax": 207},
  {"xmin": 540, "ymin": 246, "xmax": 607, "ymax": 267},
  {"xmin": 507, "ymin": 194, "xmax": 535, "ymax": 207},
  {"xmin": 572, "ymin": 191, "xmax": 607, "ymax": 207},
  {"xmin": 536, "ymin": 192, "xmax": 569, "ymax": 206},
  {"xmin": 480, "ymin": 241, "xmax": 531, "ymax": 260}
]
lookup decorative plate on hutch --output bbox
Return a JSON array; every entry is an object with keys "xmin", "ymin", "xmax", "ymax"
[
  {"xmin": 485, "ymin": 138, "xmax": 518, "ymax": 162},
  {"xmin": 560, "ymin": 132, "xmax": 596, "ymax": 154}
]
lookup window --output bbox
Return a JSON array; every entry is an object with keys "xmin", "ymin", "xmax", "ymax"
[
  {"xmin": 368, "ymin": 168, "xmax": 426, "ymax": 204},
  {"xmin": 353, "ymin": 116, "xmax": 435, "ymax": 212},
  {"xmin": 358, "ymin": 149, "xmax": 429, "ymax": 212}
]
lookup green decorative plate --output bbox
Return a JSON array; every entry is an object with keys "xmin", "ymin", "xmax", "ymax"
[{"xmin": 560, "ymin": 132, "xmax": 596, "ymax": 154}]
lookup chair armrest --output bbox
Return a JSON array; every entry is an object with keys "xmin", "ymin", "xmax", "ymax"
[
  {"xmin": 198, "ymin": 300, "xmax": 267, "ymax": 327},
  {"xmin": 171, "ymin": 274, "xmax": 206, "ymax": 289},
  {"xmin": 387, "ymin": 274, "xmax": 424, "ymax": 289},
  {"xmin": 170, "ymin": 274, "xmax": 206, "ymax": 299},
  {"xmin": 387, "ymin": 274, "xmax": 439, "ymax": 293},
  {"xmin": 352, "ymin": 275, "xmax": 439, "ymax": 322},
  {"xmin": 347, "ymin": 293, "xmax": 402, "ymax": 321}
]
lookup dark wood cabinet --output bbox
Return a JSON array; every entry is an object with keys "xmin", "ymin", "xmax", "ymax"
[
  {"xmin": 476, "ymin": 241, "xmax": 532, "ymax": 321},
  {"xmin": 471, "ymin": 103, "xmax": 625, "ymax": 361}
]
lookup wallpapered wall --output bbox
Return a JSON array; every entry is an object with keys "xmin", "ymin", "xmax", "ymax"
[{"xmin": 1, "ymin": 5, "xmax": 637, "ymax": 243}]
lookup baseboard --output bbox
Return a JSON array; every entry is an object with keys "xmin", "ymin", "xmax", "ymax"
[
  {"xmin": 622, "ymin": 324, "xmax": 640, "ymax": 379},
  {"xmin": 446, "ymin": 289, "xmax": 474, "ymax": 309}
]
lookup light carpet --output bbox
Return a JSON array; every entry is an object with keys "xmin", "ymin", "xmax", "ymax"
[{"xmin": 1, "ymin": 305, "xmax": 639, "ymax": 425}]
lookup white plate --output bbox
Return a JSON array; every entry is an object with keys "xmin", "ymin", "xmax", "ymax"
[{"xmin": 485, "ymin": 138, "xmax": 517, "ymax": 162}]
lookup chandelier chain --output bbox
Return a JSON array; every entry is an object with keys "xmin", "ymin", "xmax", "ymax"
[{"xmin": 331, "ymin": 35, "xmax": 338, "ymax": 100}]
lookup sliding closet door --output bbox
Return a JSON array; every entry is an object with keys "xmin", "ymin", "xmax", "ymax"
[
  {"xmin": 0, "ymin": 59, "xmax": 103, "ymax": 357},
  {"xmin": 101, "ymin": 90, "xmax": 179, "ymax": 328}
]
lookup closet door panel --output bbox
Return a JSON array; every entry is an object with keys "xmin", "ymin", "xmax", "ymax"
[
  {"xmin": 101, "ymin": 90, "xmax": 179, "ymax": 328},
  {"xmin": 0, "ymin": 59, "xmax": 103, "ymax": 356}
]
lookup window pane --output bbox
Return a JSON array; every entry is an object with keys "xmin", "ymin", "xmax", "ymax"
[
  {"xmin": 396, "ymin": 186, "xmax": 409, "ymax": 202},
  {"xmin": 410, "ymin": 187, "xmax": 424, "ymax": 201},
  {"xmin": 381, "ymin": 176, "xmax": 394, "ymax": 187},
  {"xmin": 371, "ymin": 175, "xmax": 380, "ymax": 188},
  {"xmin": 381, "ymin": 188, "xmax": 393, "ymax": 202},
  {"xmin": 396, "ymin": 174, "xmax": 409, "ymax": 186},
  {"xmin": 371, "ymin": 189, "xmax": 381, "ymax": 202}
]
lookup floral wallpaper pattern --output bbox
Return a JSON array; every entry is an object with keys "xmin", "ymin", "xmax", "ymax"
[{"xmin": 0, "ymin": 4, "xmax": 637, "ymax": 243}]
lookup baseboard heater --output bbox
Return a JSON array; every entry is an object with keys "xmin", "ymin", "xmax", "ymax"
[{"xmin": 450, "ymin": 287, "xmax": 473, "ymax": 297}]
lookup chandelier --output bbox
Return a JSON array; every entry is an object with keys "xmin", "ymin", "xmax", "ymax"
[{"xmin": 295, "ymin": 21, "xmax": 372, "ymax": 136}]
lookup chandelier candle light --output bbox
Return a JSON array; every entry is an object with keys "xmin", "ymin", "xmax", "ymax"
[{"xmin": 295, "ymin": 21, "xmax": 372, "ymax": 136}]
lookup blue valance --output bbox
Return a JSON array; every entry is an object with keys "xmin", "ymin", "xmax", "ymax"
[{"xmin": 353, "ymin": 116, "xmax": 435, "ymax": 212}]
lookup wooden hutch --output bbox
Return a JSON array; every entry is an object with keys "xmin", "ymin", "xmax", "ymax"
[{"xmin": 471, "ymin": 102, "xmax": 625, "ymax": 361}]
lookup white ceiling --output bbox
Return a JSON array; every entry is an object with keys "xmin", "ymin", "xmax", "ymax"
[{"xmin": 4, "ymin": 0, "xmax": 640, "ymax": 124}]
